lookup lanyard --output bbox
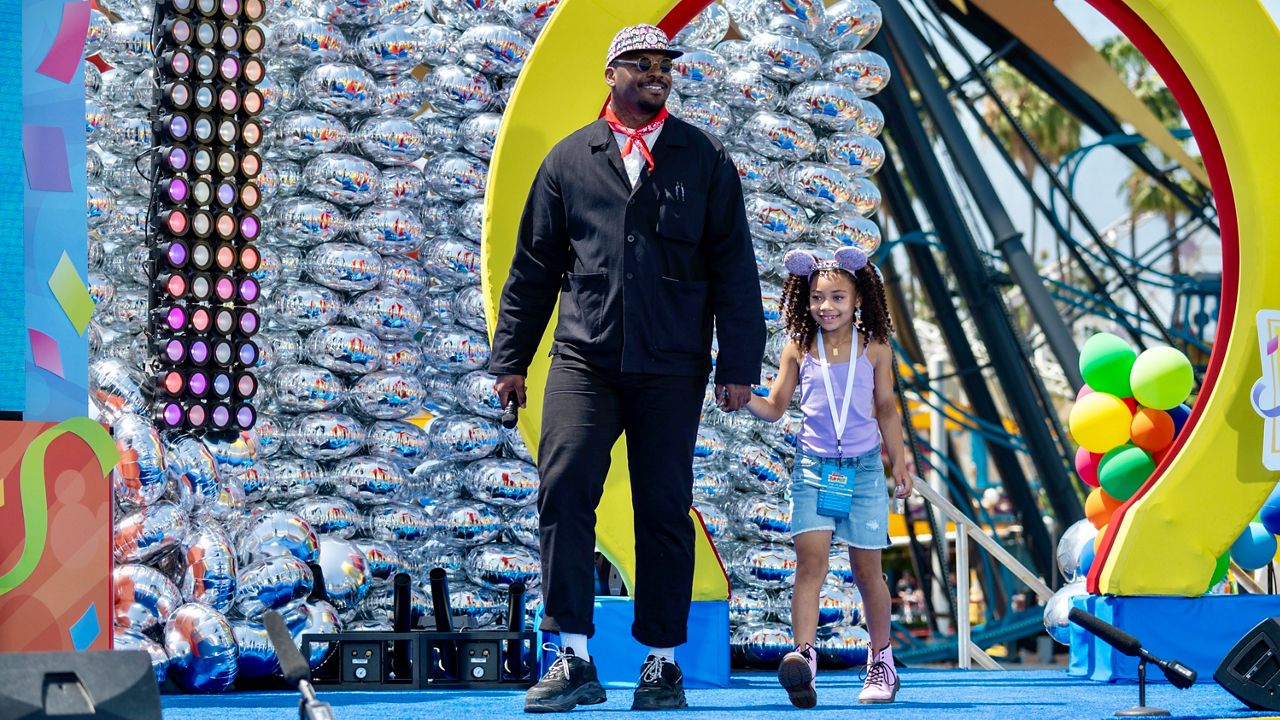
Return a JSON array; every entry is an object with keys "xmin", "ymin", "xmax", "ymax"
[{"xmin": 816, "ymin": 329, "xmax": 858, "ymax": 459}]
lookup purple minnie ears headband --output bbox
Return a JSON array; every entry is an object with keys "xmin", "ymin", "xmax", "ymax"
[{"xmin": 783, "ymin": 247, "xmax": 869, "ymax": 278}]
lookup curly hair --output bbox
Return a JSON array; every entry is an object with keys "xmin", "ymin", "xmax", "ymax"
[{"xmin": 781, "ymin": 264, "xmax": 894, "ymax": 352}]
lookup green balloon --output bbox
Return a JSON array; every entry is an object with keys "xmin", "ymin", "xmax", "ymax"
[
  {"xmin": 1208, "ymin": 552, "xmax": 1230, "ymax": 592},
  {"xmin": 1080, "ymin": 333, "xmax": 1137, "ymax": 397},
  {"xmin": 1098, "ymin": 444, "xmax": 1155, "ymax": 501},
  {"xmin": 1131, "ymin": 346, "xmax": 1195, "ymax": 410}
]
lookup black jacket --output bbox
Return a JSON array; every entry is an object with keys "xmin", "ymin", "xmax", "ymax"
[{"xmin": 489, "ymin": 115, "xmax": 766, "ymax": 385}]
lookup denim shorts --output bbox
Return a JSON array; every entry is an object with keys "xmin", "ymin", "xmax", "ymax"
[{"xmin": 790, "ymin": 446, "xmax": 891, "ymax": 549}]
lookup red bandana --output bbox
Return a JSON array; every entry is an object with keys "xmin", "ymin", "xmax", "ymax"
[{"xmin": 604, "ymin": 104, "xmax": 668, "ymax": 173}]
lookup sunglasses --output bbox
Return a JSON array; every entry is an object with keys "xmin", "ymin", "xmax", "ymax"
[{"xmin": 612, "ymin": 57, "xmax": 673, "ymax": 74}]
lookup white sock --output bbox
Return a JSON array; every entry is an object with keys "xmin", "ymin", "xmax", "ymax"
[
  {"xmin": 562, "ymin": 633, "xmax": 589, "ymax": 660},
  {"xmin": 648, "ymin": 646, "xmax": 676, "ymax": 662}
]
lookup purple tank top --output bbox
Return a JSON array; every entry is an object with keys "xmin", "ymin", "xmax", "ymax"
[{"xmin": 796, "ymin": 350, "xmax": 879, "ymax": 458}]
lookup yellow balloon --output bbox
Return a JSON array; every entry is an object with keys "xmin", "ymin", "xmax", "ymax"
[{"xmin": 1069, "ymin": 392, "xmax": 1133, "ymax": 453}]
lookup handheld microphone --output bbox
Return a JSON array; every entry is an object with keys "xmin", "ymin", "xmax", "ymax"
[
  {"xmin": 263, "ymin": 610, "xmax": 336, "ymax": 720},
  {"xmin": 1069, "ymin": 608, "xmax": 1197, "ymax": 688},
  {"xmin": 500, "ymin": 399, "xmax": 518, "ymax": 429}
]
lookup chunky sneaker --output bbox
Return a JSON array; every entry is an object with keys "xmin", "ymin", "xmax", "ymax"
[
  {"xmin": 631, "ymin": 655, "xmax": 688, "ymax": 711},
  {"xmin": 858, "ymin": 644, "xmax": 900, "ymax": 704},
  {"xmin": 777, "ymin": 644, "xmax": 818, "ymax": 709},
  {"xmin": 523, "ymin": 645, "xmax": 607, "ymax": 713}
]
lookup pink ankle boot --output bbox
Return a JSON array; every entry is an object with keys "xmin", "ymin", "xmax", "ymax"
[
  {"xmin": 858, "ymin": 644, "xmax": 900, "ymax": 704},
  {"xmin": 777, "ymin": 644, "xmax": 818, "ymax": 709}
]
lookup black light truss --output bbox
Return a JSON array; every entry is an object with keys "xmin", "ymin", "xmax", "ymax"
[{"xmin": 148, "ymin": 0, "xmax": 266, "ymax": 433}]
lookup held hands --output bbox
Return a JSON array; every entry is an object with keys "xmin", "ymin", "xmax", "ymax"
[
  {"xmin": 493, "ymin": 374, "xmax": 527, "ymax": 410},
  {"xmin": 716, "ymin": 383, "xmax": 753, "ymax": 412}
]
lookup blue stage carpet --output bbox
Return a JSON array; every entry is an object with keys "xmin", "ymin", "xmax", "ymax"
[{"xmin": 161, "ymin": 669, "xmax": 1280, "ymax": 720}]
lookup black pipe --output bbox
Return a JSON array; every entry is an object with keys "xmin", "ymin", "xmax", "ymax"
[
  {"xmin": 429, "ymin": 568, "xmax": 453, "ymax": 632},
  {"xmin": 505, "ymin": 582, "xmax": 527, "ymax": 678},
  {"xmin": 391, "ymin": 572, "xmax": 412, "ymax": 678}
]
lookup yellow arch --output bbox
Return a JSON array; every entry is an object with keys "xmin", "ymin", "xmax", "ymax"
[
  {"xmin": 1089, "ymin": 0, "xmax": 1280, "ymax": 594},
  {"xmin": 480, "ymin": 0, "xmax": 729, "ymax": 601}
]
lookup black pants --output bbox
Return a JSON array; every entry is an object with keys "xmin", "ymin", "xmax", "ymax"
[{"xmin": 536, "ymin": 354, "xmax": 705, "ymax": 648}]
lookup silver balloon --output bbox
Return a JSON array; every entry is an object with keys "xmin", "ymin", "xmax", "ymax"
[
  {"xmin": 356, "ymin": 539, "xmax": 412, "ymax": 584},
  {"xmin": 316, "ymin": 536, "xmax": 370, "ymax": 616},
  {"xmin": 231, "ymin": 620, "xmax": 279, "ymax": 678},
  {"xmin": 272, "ymin": 281, "xmax": 346, "ymax": 330},
  {"xmin": 300, "ymin": 63, "xmax": 379, "ymax": 115},
  {"xmin": 103, "ymin": 286, "xmax": 147, "ymax": 333},
  {"xmin": 826, "ymin": 552, "xmax": 856, "ymax": 586},
  {"xmin": 445, "ymin": 582, "xmax": 502, "ymax": 626},
  {"xmin": 111, "ymin": 414, "xmax": 167, "ymax": 508},
  {"xmin": 304, "ymin": 153, "xmax": 383, "ymax": 207},
  {"xmin": 420, "ymin": 235, "xmax": 481, "ymax": 286},
  {"xmin": 809, "ymin": 210, "xmax": 881, "ymax": 254},
  {"xmin": 332, "ymin": 455, "xmax": 408, "ymax": 504},
  {"xmin": 1044, "ymin": 580, "xmax": 1089, "ymax": 644},
  {"xmin": 780, "ymin": 161, "xmax": 855, "ymax": 213},
  {"xmin": 114, "ymin": 628, "xmax": 170, "ymax": 684},
  {"xmin": 258, "ymin": 157, "xmax": 303, "ymax": 204},
  {"xmin": 691, "ymin": 462, "xmax": 733, "ymax": 504},
  {"xmin": 178, "ymin": 523, "xmax": 238, "ymax": 612},
  {"xmin": 679, "ymin": 96, "xmax": 734, "ymax": 137},
  {"xmin": 1056, "ymin": 519, "xmax": 1100, "ymax": 583},
  {"xmin": 366, "ymin": 419, "xmax": 432, "ymax": 468},
  {"xmin": 305, "ymin": 325, "xmax": 385, "ymax": 376},
  {"xmin": 164, "ymin": 603, "xmax": 239, "ymax": 692},
  {"xmin": 266, "ymin": 455, "xmax": 325, "ymax": 504},
  {"xmin": 114, "ymin": 501, "xmax": 188, "ymax": 563},
  {"xmin": 694, "ymin": 425, "xmax": 727, "ymax": 462},
  {"xmin": 457, "ymin": 23, "xmax": 531, "ymax": 76},
  {"xmin": 377, "ymin": 166, "xmax": 429, "ymax": 208},
  {"xmin": 113, "ymin": 564, "xmax": 182, "ymax": 633},
  {"xmin": 695, "ymin": 501, "xmax": 730, "ymax": 540},
  {"xmin": 816, "ymin": 624, "xmax": 870, "ymax": 667},
  {"xmin": 430, "ymin": 499, "xmax": 503, "ymax": 545},
  {"xmin": 821, "ymin": 0, "xmax": 882, "ymax": 51},
  {"xmin": 742, "ymin": 111, "xmax": 818, "ymax": 162},
  {"xmin": 103, "ymin": 113, "xmax": 152, "ymax": 155},
  {"xmin": 272, "ymin": 363, "xmax": 349, "ymax": 412},
  {"xmin": 348, "ymin": 370, "xmax": 426, "ymax": 420},
  {"xmin": 429, "ymin": 414, "xmax": 502, "ymax": 462},
  {"xmin": 451, "ymin": 284, "xmax": 488, "ymax": 333},
  {"xmin": 237, "ymin": 509, "xmax": 321, "ymax": 564},
  {"xmin": 733, "ymin": 493, "xmax": 791, "ymax": 541},
  {"xmin": 354, "ymin": 23, "xmax": 428, "ymax": 75},
  {"xmin": 673, "ymin": 1, "xmax": 730, "ymax": 48},
  {"xmin": 422, "ymin": 292, "xmax": 457, "ymax": 332},
  {"xmin": 236, "ymin": 554, "xmax": 315, "ymax": 616},
  {"xmin": 207, "ymin": 477, "xmax": 248, "ymax": 525},
  {"xmin": 361, "ymin": 581, "xmax": 429, "ymax": 626},
  {"xmin": 273, "ymin": 111, "xmax": 350, "ymax": 161},
  {"xmin": 104, "ymin": 20, "xmax": 153, "ymax": 69},
  {"xmin": 856, "ymin": 100, "xmax": 885, "ymax": 137},
  {"xmin": 374, "ymin": 73, "xmax": 427, "ymax": 116},
  {"xmin": 846, "ymin": 176, "xmax": 882, "ymax": 217},
  {"xmin": 734, "ymin": 622, "xmax": 795, "ymax": 666},
  {"xmin": 257, "ymin": 72, "xmax": 297, "ymax": 117},
  {"xmin": 787, "ymin": 80, "xmax": 864, "ymax": 133},
  {"xmin": 407, "ymin": 459, "xmax": 466, "ymax": 503},
  {"xmin": 823, "ymin": 132, "xmax": 885, "ymax": 177},
  {"xmin": 461, "ymin": 458, "xmax": 539, "ymax": 507},
  {"xmin": 84, "ymin": 9, "xmax": 112, "ymax": 56},
  {"xmin": 90, "ymin": 358, "xmax": 148, "ymax": 421},
  {"xmin": 356, "ymin": 117, "xmax": 428, "ymax": 166},
  {"xmin": 822, "ymin": 50, "xmax": 890, "ymax": 97},
  {"xmin": 87, "ymin": 186, "xmax": 115, "ymax": 227},
  {"xmin": 452, "ymin": 370, "xmax": 501, "ymax": 419},
  {"xmin": 241, "ymin": 464, "xmax": 272, "ymax": 506},
  {"xmin": 430, "ymin": 0, "xmax": 504, "ymax": 30},
  {"xmin": 750, "ymin": 32, "xmax": 821, "ymax": 83},
  {"xmin": 507, "ymin": 503, "xmax": 539, "ymax": 547},
  {"xmin": 744, "ymin": 193, "xmax": 809, "ymax": 245},
  {"xmin": 458, "ymin": 112, "xmax": 501, "ymax": 159},
  {"xmin": 255, "ymin": 329, "xmax": 306, "ymax": 375},
  {"xmin": 290, "ymin": 495, "xmax": 363, "ymax": 538},
  {"xmin": 465, "ymin": 543, "xmax": 540, "ymax": 590},
  {"xmin": 286, "ymin": 412, "xmax": 368, "ymax": 460},
  {"xmin": 367, "ymin": 502, "xmax": 432, "ymax": 542},
  {"xmin": 415, "ymin": 114, "xmax": 463, "ymax": 154},
  {"xmin": 729, "ymin": 587, "xmax": 775, "ymax": 625},
  {"xmin": 351, "ymin": 205, "xmax": 427, "ymax": 255},
  {"xmin": 425, "ymin": 65, "xmax": 494, "ymax": 117},
  {"xmin": 413, "ymin": 538, "xmax": 467, "ymax": 581},
  {"xmin": 250, "ymin": 246, "xmax": 286, "ymax": 292},
  {"xmin": 284, "ymin": 600, "xmax": 342, "ymax": 669},
  {"xmin": 729, "ymin": 149, "xmax": 780, "ymax": 194},
  {"xmin": 672, "ymin": 48, "xmax": 725, "ymax": 97},
  {"xmin": 732, "ymin": 542, "xmax": 797, "ymax": 589},
  {"xmin": 381, "ymin": 342, "xmax": 425, "ymax": 375},
  {"xmin": 423, "ymin": 151, "xmax": 489, "ymax": 201},
  {"xmin": 343, "ymin": 291, "xmax": 421, "ymax": 341},
  {"xmin": 205, "ymin": 433, "xmax": 260, "ymax": 480},
  {"xmin": 422, "ymin": 325, "xmax": 490, "ymax": 373},
  {"xmin": 272, "ymin": 18, "xmax": 348, "ymax": 69},
  {"xmin": 164, "ymin": 433, "xmax": 221, "ymax": 507},
  {"xmin": 503, "ymin": 0, "xmax": 560, "ymax": 36},
  {"xmin": 305, "ymin": 242, "xmax": 385, "ymax": 292}
]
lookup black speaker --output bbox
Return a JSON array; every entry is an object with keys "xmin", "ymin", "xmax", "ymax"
[
  {"xmin": 0, "ymin": 650, "xmax": 161, "ymax": 720},
  {"xmin": 1215, "ymin": 617, "xmax": 1280, "ymax": 710}
]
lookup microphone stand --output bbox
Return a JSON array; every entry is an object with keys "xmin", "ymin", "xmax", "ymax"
[
  {"xmin": 1117, "ymin": 657, "xmax": 1168, "ymax": 717},
  {"xmin": 295, "ymin": 678, "xmax": 336, "ymax": 720}
]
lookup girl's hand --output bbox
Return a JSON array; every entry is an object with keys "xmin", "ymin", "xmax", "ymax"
[{"xmin": 892, "ymin": 463, "xmax": 914, "ymax": 499}]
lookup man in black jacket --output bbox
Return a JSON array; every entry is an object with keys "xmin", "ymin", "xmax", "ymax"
[{"xmin": 490, "ymin": 23, "xmax": 765, "ymax": 713}]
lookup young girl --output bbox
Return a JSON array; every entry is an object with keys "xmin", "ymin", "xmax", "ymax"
[{"xmin": 746, "ymin": 246, "xmax": 912, "ymax": 708}]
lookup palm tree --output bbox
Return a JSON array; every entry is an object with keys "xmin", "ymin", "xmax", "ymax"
[{"xmin": 981, "ymin": 62, "xmax": 1082, "ymax": 263}]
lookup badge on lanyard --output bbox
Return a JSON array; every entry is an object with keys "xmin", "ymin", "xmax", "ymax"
[
  {"xmin": 816, "ymin": 329, "xmax": 859, "ymax": 460},
  {"xmin": 816, "ymin": 468, "xmax": 855, "ymax": 518}
]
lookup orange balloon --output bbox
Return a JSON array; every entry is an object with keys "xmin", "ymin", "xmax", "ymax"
[
  {"xmin": 1085, "ymin": 488, "xmax": 1125, "ymax": 529},
  {"xmin": 1130, "ymin": 407, "xmax": 1175, "ymax": 453}
]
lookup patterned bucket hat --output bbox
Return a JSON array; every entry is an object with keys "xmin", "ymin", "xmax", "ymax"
[{"xmin": 604, "ymin": 23, "xmax": 683, "ymax": 68}]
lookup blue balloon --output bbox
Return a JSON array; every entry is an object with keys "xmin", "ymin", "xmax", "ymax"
[
  {"xmin": 1077, "ymin": 541, "xmax": 1096, "ymax": 577},
  {"xmin": 1167, "ymin": 403, "xmax": 1191, "ymax": 436},
  {"xmin": 1230, "ymin": 523, "xmax": 1277, "ymax": 572},
  {"xmin": 1261, "ymin": 484, "xmax": 1280, "ymax": 536}
]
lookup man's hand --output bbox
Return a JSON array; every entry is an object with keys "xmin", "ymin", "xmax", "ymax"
[
  {"xmin": 493, "ymin": 374, "xmax": 527, "ymax": 410},
  {"xmin": 715, "ymin": 383, "xmax": 753, "ymax": 412}
]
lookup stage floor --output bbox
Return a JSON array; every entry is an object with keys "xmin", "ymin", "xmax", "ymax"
[{"xmin": 161, "ymin": 669, "xmax": 1280, "ymax": 719}]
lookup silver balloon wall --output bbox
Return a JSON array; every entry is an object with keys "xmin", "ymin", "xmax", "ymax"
[{"xmin": 87, "ymin": 0, "xmax": 889, "ymax": 690}]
